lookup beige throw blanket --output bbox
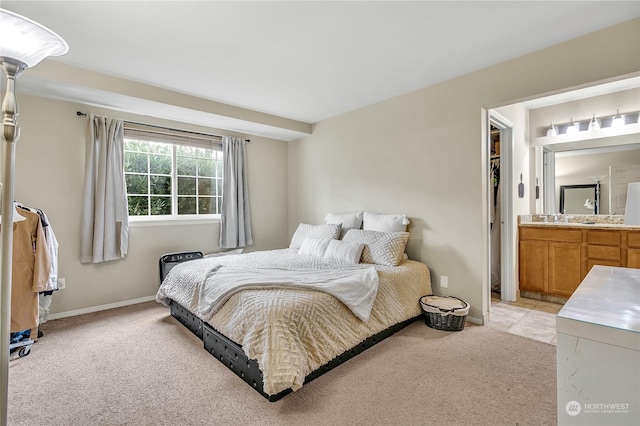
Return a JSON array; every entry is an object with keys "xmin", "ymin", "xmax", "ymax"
[{"xmin": 198, "ymin": 266, "xmax": 379, "ymax": 321}]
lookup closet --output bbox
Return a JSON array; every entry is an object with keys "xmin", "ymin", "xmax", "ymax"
[{"xmin": 490, "ymin": 126, "xmax": 501, "ymax": 293}]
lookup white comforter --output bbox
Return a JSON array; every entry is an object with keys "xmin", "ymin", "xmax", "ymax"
[{"xmin": 156, "ymin": 248, "xmax": 432, "ymax": 396}]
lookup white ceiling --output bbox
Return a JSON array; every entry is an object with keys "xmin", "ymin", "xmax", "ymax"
[{"xmin": 3, "ymin": 1, "xmax": 640, "ymax": 139}]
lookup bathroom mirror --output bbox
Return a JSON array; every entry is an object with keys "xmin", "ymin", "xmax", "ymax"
[
  {"xmin": 541, "ymin": 142, "xmax": 640, "ymax": 215},
  {"xmin": 559, "ymin": 184, "xmax": 598, "ymax": 214}
]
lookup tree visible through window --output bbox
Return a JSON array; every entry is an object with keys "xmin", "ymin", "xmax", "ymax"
[{"xmin": 124, "ymin": 136, "xmax": 223, "ymax": 218}]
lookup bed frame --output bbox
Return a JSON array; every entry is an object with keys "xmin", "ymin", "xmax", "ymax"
[{"xmin": 169, "ymin": 301, "xmax": 419, "ymax": 402}]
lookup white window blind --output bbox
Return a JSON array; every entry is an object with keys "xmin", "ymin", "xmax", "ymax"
[{"xmin": 123, "ymin": 122, "xmax": 223, "ymax": 150}]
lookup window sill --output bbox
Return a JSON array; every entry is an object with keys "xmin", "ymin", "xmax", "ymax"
[{"xmin": 129, "ymin": 216, "xmax": 220, "ymax": 227}]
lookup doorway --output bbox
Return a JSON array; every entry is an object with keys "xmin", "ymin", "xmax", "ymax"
[{"xmin": 487, "ymin": 111, "xmax": 516, "ymax": 308}]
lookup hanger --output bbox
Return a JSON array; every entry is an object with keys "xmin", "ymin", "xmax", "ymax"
[{"xmin": 0, "ymin": 203, "xmax": 27, "ymax": 224}]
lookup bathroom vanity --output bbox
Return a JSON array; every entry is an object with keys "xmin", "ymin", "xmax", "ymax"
[{"xmin": 518, "ymin": 218, "xmax": 640, "ymax": 298}]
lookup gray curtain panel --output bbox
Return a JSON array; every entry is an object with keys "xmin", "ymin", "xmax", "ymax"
[
  {"xmin": 80, "ymin": 114, "xmax": 129, "ymax": 263},
  {"xmin": 219, "ymin": 136, "xmax": 253, "ymax": 248}
]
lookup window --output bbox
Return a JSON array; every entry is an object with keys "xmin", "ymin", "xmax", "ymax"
[{"xmin": 123, "ymin": 123, "xmax": 223, "ymax": 219}]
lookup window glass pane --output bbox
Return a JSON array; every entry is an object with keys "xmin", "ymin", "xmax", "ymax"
[
  {"xmin": 177, "ymin": 177, "xmax": 196, "ymax": 195},
  {"xmin": 176, "ymin": 145, "xmax": 197, "ymax": 157},
  {"xmin": 124, "ymin": 140, "xmax": 148, "ymax": 153},
  {"xmin": 197, "ymin": 178, "xmax": 214, "ymax": 195},
  {"xmin": 125, "ymin": 174, "xmax": 148, "ymax": 195},
  {"xmin": 198, "ymin": 158, "xmax": 214, "ymax": 176},
  {"xmin": 198, "ymin": 197, "xmax": 215, "ymax": 214},
  {"xmin": 177, "ymin": 156, "xmax": 197, "ymax": 176},
  {"xmin": 177, "ymin": 197, "xmax": 196, "ymax": 214},
  {"xmin": 125, "ymin": 152, "xmax": 148, "ymax": 173},
  {"xmin": 149, "ymin": 141, "xmax": 171, "ymax": 155},
  {"xmin": 216, "ymin": 178, "xmax": 223, "ymax": 196},
  {"xmin": 150, "ymin": 196, "xmax": 171, "ymax": 215},
  {"xmin": 215, "ymin": 159, "xmax": 223, "ymax": 177},
  {"xmin": 149, "ymin": 154, "xmax": 171, "ymax": 174},
  {"xmin": 128, "ymin": 196, "xmax": 149, "ymax": 216},
  {"xmin": 150, "ymin": 175, "xmax": 171, "ymax": 195},
  {"xmin": 216, "ymin": 197, "xmax": 222, "ymax": 214}
]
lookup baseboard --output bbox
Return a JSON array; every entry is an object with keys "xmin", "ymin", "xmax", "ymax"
[
  {"xmin": 467, "ymin": 315, "xmax": 484, "ymax": 326},
  {"xmin": 47, "ymin": 296, "xmax": 157, "ymax": 320}
]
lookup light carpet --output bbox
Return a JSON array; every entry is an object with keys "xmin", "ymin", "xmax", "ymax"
[{"xmin": 7, "ymin": 301, "xmax": 557, "ymax": 425}]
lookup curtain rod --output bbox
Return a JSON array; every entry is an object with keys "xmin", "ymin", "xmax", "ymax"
[{"xmin": 75, "ymin": 111, "xmax": 250, "ymax": 142}]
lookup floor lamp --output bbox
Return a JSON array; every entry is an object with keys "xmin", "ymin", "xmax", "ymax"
[{"xmin": 0, "ymin": 9, "xmax": 67, "ymax": 425}]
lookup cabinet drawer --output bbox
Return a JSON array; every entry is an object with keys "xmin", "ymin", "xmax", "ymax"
[
  {"xmin": 587, "ymin": 245, "xmax": 621, "ymax": 260},
  {"xmin": 586, "ymin": 230, "xmax": 621, "ymax": 246},
  {"xmin": 628, "ymin": 232, "xmax": 640, "ymax": 248},
  {"xmin": 587, "ymin": 259, "xmax": 621, "ymax": 271},
  {"xmin": 520, "ymin": 227, "xmax": 582, "ymax": 243}
]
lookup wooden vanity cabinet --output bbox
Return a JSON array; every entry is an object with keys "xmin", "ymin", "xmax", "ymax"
[
  {"xmin": 519, "ymin": 226, "xmax": 640, "ymax": 298},
  {"xmin": 519, "ymin": 227, "xmax": 582, "ymax": 297},
  {"xmin": 585, "ymin": 230, "xmax": 622, "ymax": 271}
]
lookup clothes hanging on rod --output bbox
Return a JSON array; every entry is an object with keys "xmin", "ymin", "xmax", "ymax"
[
  {"xmin": 490, "ymin": 158, "xmax": 501, "ymax": 229},
  {"xmin": 6, "ymin": 204, "xmax": 52, "ymax": 333},
  {"xmin": 16, "ymin": 203, "xmax": 59, "ymax": 292},
  {"xmin": 16, "ymin": 203, "xmax": 59, "ymax": 327}
]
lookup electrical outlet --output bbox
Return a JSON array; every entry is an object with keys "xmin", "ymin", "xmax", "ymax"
[
  {"xmin": 440, "ymin": 275, "xmax": 448, "ymax": 288},
  {"xmin": 57, "ymin": 277, "xmax": 66, "ymax": 289}
]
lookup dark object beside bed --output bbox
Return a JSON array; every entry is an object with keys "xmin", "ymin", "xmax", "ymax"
[{"xmin": 170, "ymin": 300, "xmax": 419, "ymax": 402}]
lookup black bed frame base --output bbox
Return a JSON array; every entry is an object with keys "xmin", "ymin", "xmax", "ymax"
[{"xmin": 169, "ymin": 301, "xmax": 419, "ymax": 402}]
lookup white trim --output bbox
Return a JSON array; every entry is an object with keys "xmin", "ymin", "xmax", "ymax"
[
  {"xmin": 466, "ymin": 316, "xmax": 483, "ymax": 326},
  {"xmin": 480, "ymin": 108, "xmax": 490, "ymax": 325},
  {"xmin": 129, "ymin": 216, "xmax": 220, "ymax": 227},
  {"xmin": 486, "ymin": 111, "xmax": 517, "ymax": 310},
  {"xmin": 47, "ymin": 296, "xmax": 157, "ymax": 320}
]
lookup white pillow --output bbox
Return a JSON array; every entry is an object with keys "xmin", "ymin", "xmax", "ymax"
[
  {"xmin": 362, "ymin": 212, "xmax": 410, "ymax": 233},
  {"xmin": 342, "ymin": 229, "xmax": 410, "ymax": 267},
  {"xmin": 298, "ymin": 237, "xmax": 332, "ymax": 258},
  {"xmin": 289, "ymin": 223, "xmax": 341, "ymax": 249},
  {"xmin": 324, "ymin": 239, "xmax": 365, "ymax": 265},
  {"xmin": 325, "ymin": 212, "xmax": 364, "ymax": 230}
]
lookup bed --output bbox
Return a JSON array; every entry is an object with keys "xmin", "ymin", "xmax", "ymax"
[{"xmin": 156, "ymin": 220, "xmax": 432, "ymax": 401}]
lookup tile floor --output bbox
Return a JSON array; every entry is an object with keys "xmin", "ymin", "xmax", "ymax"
[{"xmin": 488, "ymin": 292, "xmax": 563, "ymax": 345}]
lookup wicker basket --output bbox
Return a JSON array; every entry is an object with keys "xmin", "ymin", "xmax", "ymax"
[{"xmin": 419, "ymin": 295, "xmax": 470, "ymax": 331}]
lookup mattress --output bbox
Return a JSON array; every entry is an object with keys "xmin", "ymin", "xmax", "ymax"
[{"xmin": 156, "ymin": 248, "xmax": 432, "ymax": 396}]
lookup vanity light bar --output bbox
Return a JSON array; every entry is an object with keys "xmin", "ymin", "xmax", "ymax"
[{"xmin": 546, "ymin": 110, "xmax": 640, "ymax": 136}]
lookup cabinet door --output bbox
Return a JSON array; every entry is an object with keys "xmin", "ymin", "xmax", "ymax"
[
  {"xmin": 548, "ymin": 242, "xmax": 582, "ymax": 297},
  {"xmin": 519, "ymin": 240, "xmax": 548, "ymax": 293},
  {"xmin": 628, "ymin": 249, "xmax": 640, "ymax": 269},
  {"xmin": 628, "ymin": 232, "xmax": 640, "ymax": 269}
]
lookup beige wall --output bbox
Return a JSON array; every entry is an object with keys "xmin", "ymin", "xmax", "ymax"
[
  {"xmin": 288, "ymin": 19, "xmax": 640, "ymax": 322},
  {"xmin": 15, "ymin": 95, "xmax": 289, "ymax": 315}
]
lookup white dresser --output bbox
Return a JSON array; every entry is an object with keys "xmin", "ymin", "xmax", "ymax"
[{"xmin": 556, "ymin": 265, "xmax": 640, "ymax": 425}]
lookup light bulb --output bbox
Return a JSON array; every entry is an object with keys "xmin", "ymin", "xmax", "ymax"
[
  {"xmin": 546, "ymin": 121, "xmax": 557, "ymax": 137},
  {"xmin": 588, "ymin": 113, "xmax": 600, "ymax": 131},
  {"xmin": 566, "ymin": 118, "xmax": 578, "ymax": 135},
  {"xmin": 611, "ymin": 109, "xmax": 624, "ymax": 128}
]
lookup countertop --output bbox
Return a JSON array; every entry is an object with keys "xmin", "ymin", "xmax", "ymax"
[
  {"xmin": 519, "ymin": 222, "xmax": 640, "ymax": 230},
  {"xmin": 557, "ymin": 265, "xmax": 640, "ymax": 350}
]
